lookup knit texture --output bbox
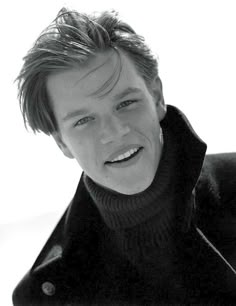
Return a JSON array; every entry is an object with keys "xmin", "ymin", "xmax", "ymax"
[{"xmin": 83, "ymin": 122, "xmax": 188, "ymax": 299}]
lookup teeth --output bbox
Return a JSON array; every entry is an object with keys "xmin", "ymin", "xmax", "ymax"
[{"xmin": 111, "ymin": 147, "xmax": 139, "ymax": 162}]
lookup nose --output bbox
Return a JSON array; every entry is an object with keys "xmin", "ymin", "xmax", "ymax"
[{"xmin": 100, "ymin": 115, "xmax": 130, "ymax": 144}]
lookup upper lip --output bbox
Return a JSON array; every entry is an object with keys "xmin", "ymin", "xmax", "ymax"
[{"xmin": 105, "ymin": 144, "xmax": 143, "ymax": 163}]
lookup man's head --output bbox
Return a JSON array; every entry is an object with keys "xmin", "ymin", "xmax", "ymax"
[{"xmin": 17, "ymin": 8, "xmax": 166, "ymax": 194}]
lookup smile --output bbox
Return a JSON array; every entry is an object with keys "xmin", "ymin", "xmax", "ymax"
[
  {"xmin": 105, "ymin": 146, "xmax": 143, "ymax": 166},
  {"xmin": 110, "ymin": 147, "xmax": 140, "ymax": 163}
]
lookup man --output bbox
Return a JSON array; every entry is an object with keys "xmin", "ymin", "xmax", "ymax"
[{"xmin": 13, "ymin": 7, "xmax": 236, "ymax": 305}]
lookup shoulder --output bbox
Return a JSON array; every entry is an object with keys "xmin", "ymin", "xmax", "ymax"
[
  {"xmin": 195, "ymin": 152, "xmax": 236, "ymax": 267},
  {"xmin": 195, "ymin": 152, "xmax": 236, "ymax": 234},
  {"xmin": 201, "ymin": 152, "xmax": 236, "ymax": 182},
  {"xmin": 202, "ymin": 152, "xmax": 236, "ymax": 191},
  {"xmin": 196, "ymin": 152, "xmax": 236, "ymax": 209}
]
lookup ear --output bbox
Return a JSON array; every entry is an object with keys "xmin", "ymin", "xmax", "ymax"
[
  {"xmin": 52, "ymin": 132, "xmax": 74, "ymax": 159},
  {"xmin": 150, "ymin": 76, "xmax": 167, "ymax": 121}
]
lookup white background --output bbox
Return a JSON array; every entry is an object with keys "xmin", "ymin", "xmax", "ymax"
[{"xmin": 1, "ymin": 0, "xmax": 236, "ymax": 305}]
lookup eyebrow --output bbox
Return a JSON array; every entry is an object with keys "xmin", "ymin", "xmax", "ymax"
[
  {"xmin": 112, "ymin": 87, "xmax": 142, "ymax": 101},
  {"xmin": 62, "ymin": 87, "xmax": 143, "ymax": 122},
  {"xmin": 62, "ymin": 109, "xmax": 89, "ymax": 122}
]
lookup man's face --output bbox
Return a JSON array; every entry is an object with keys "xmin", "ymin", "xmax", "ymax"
[{"xmin": 47, "ymin": 50, "xmax": 166, "ymax": 195}]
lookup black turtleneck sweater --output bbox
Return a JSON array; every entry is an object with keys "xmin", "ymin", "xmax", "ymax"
[
  {"xmin": 83, "ymin": 120, "xmax": 191, "ymax": 300},
  {"xmin": 82, "ymin": 106, "xmax": 207, "ymax": 302}
]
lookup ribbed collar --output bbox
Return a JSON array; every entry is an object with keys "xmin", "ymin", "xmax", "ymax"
[{"xmin": 83, "ymin": 105, "xmax": 207, "ymax": 230}]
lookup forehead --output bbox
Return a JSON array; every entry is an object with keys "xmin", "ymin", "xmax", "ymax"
[{"xmin": 46, "ymin": 50, "xmax": 147, "ymax": 116}]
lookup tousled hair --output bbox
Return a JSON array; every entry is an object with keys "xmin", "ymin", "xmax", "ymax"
[{"xmin": 17, "ymin": 7, "xmax": 159, "ymax": 135}]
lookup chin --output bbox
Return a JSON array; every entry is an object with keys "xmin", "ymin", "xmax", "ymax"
[{"xmin": 116, "ymin": 176, "xmax": 154, "ymax": 195}]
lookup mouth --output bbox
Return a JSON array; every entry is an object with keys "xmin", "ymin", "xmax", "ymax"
[{"xmin": 105, "ymin": 146, "xmax": 143, "ymax": 166}]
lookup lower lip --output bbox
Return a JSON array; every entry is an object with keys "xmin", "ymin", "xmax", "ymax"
[{"xmin": 106, "ymin": 148, "xmax": 144, "ymax": 168}]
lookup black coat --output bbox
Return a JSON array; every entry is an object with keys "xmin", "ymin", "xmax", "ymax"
[{"xmin": 13, "ymin": 106, "xmax": 236, "ymax": 305}]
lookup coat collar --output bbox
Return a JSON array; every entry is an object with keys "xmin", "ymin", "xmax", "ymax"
[
  {"xmin": 161, "ymin": 105, "xmax": 207, "ymax": 193},
  {"xmin": 161, "ymin": 105, "xmax": 207, "ymax": 231}
]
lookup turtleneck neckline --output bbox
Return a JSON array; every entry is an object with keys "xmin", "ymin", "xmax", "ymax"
[{"xmin": 83, "ymin": 123, "xmax": 179, "ymax": 230}]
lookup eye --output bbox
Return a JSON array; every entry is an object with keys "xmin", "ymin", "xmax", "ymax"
[
  {"xmin": 74, "ymin": 116, "xmax": 94, "ymax": 127},
  {"xmin": 116, "ymin": 100, "xmax": 138, "ymax": 111}
]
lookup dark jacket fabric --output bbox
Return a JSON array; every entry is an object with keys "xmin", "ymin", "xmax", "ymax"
[{"xmin": 13, "ymin": 106, "xmax": 236, "ymax": 305}]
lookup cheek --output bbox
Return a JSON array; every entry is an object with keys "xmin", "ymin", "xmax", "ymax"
[
  {"xmin": 145, "ymin": 116, "xmax": 162, "ymax": 153},
  {"xmin": 69, "ymin": 134, "xmax": 101, "ymax": 169},
  {"xmin": 140, "ymin": 111, "xmax": 160, "ymax": 134}
]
